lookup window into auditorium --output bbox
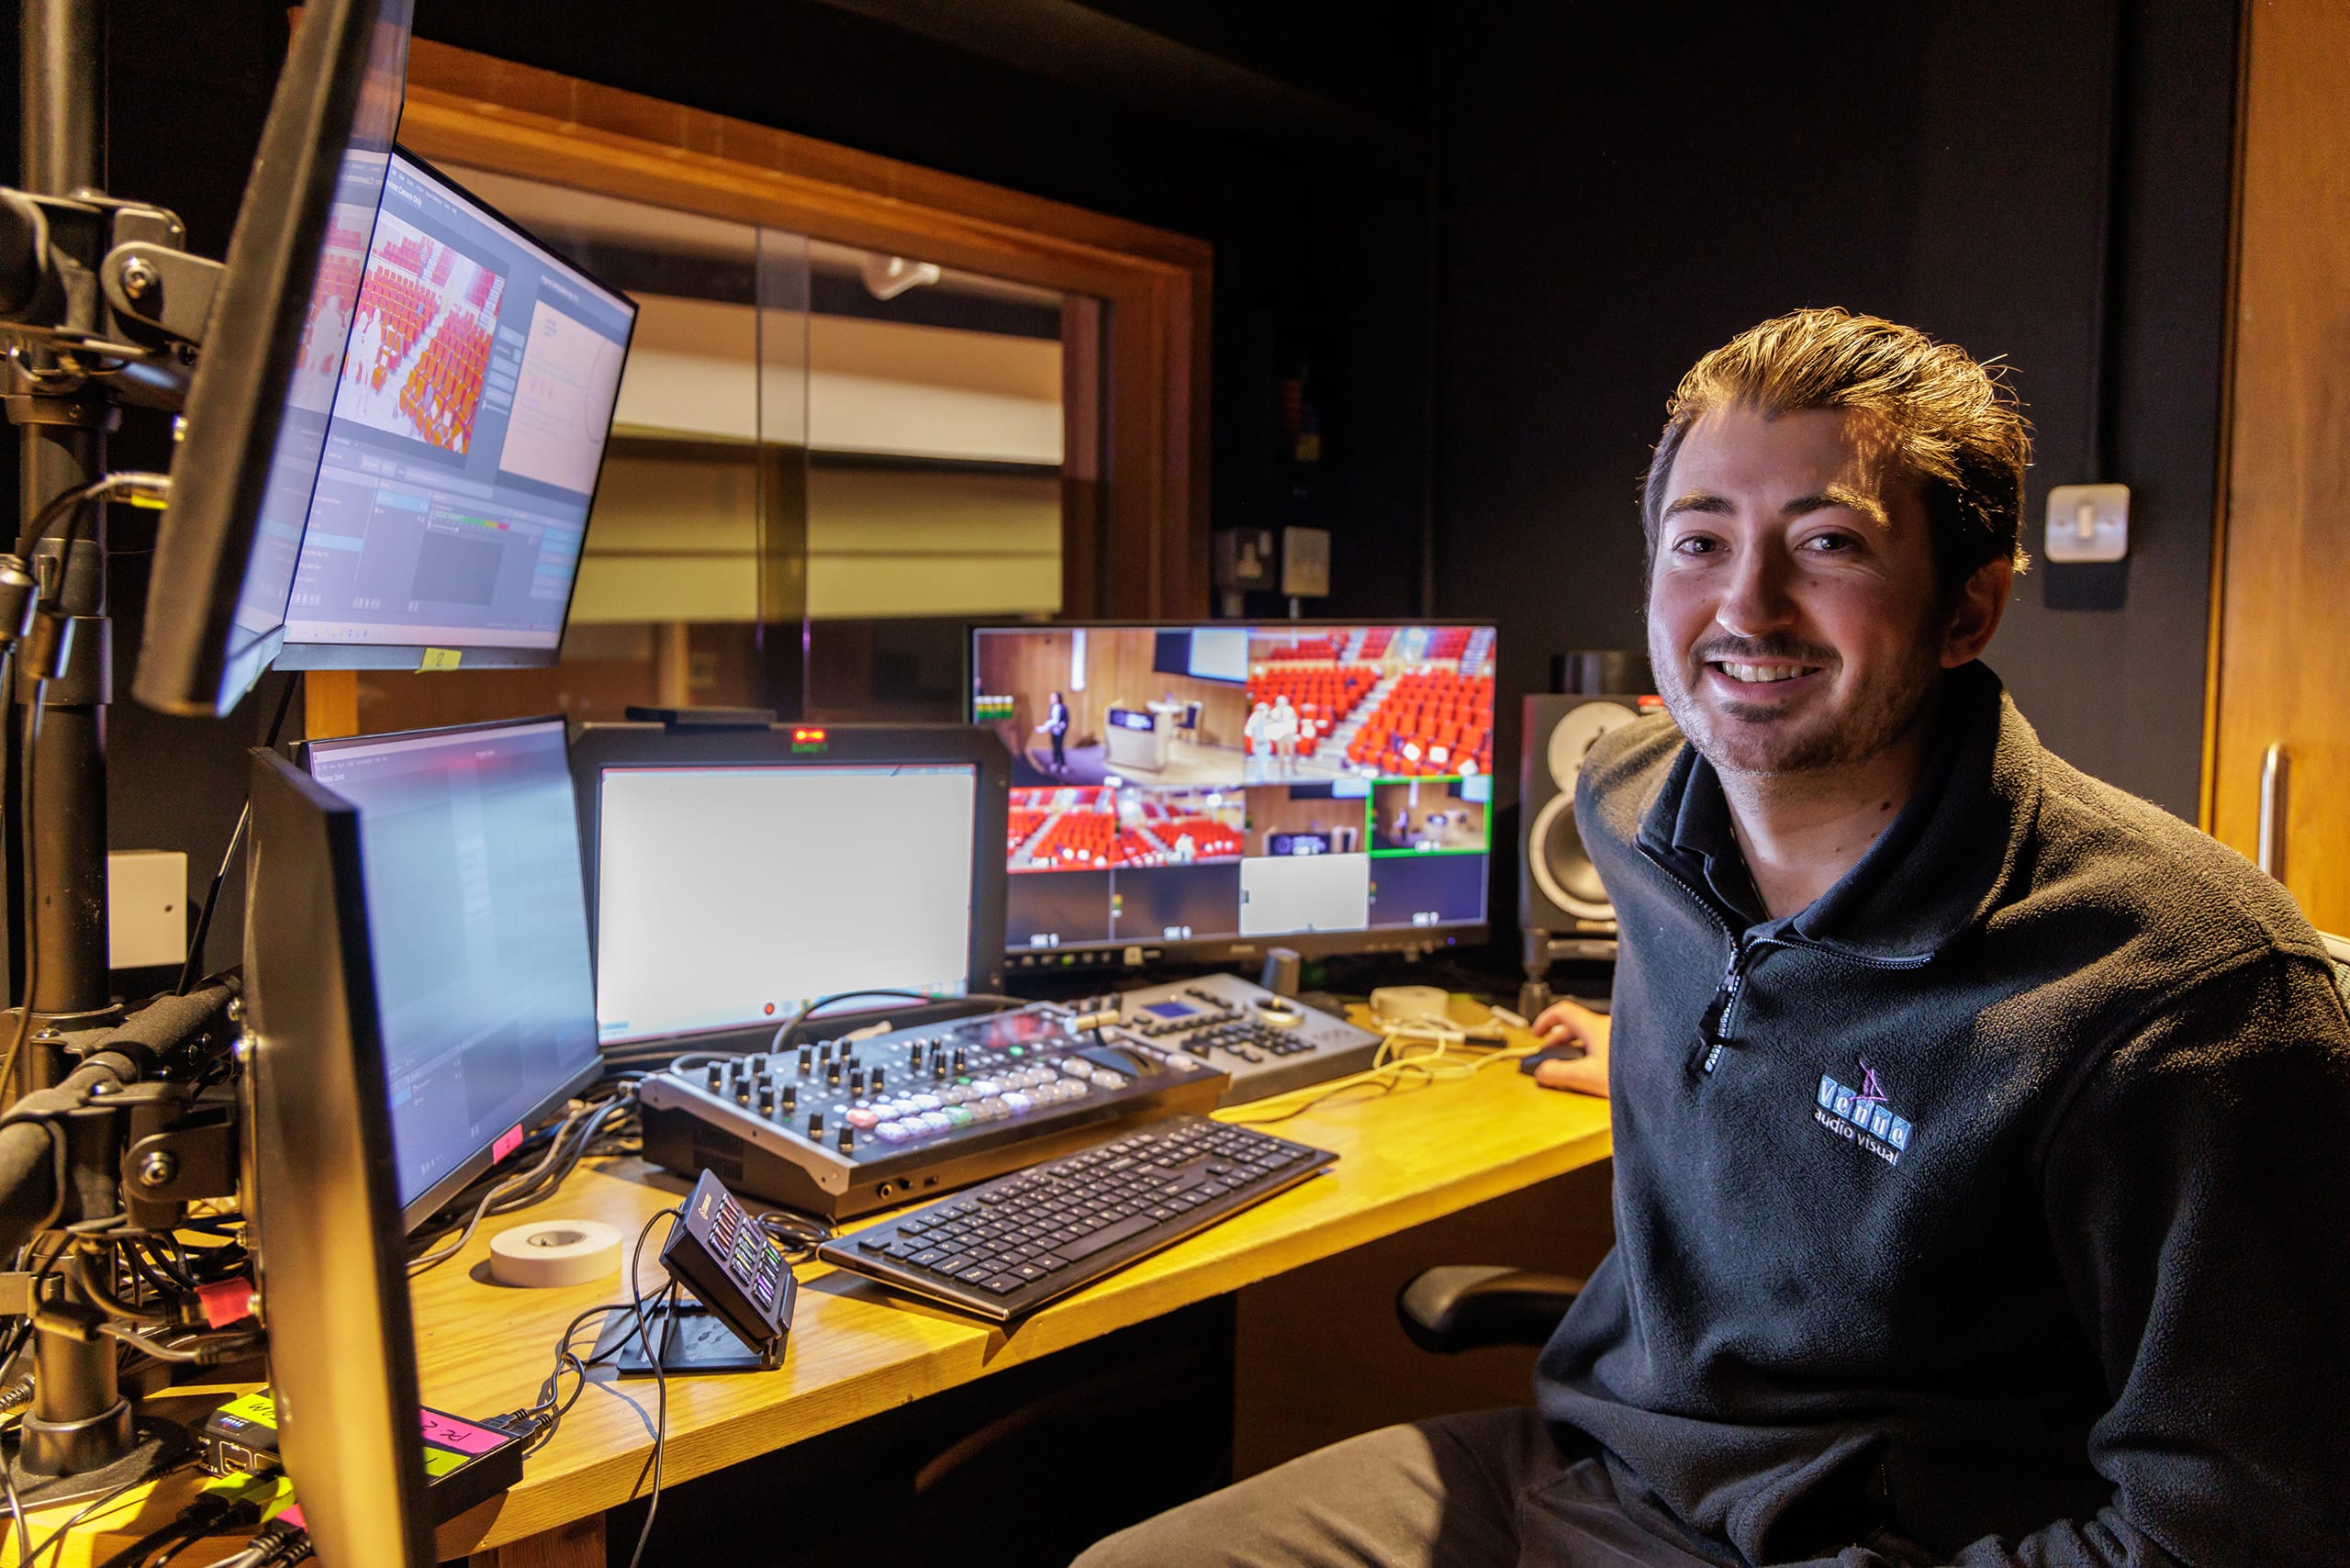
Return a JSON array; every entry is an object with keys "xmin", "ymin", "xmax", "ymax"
[{"xmin": 306, "ymin": 39, "xmax": 1206, "ymax": 743}]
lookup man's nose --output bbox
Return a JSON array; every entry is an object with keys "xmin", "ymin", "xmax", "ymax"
[{"xmin": 1715, "ymin": 543, "xmax": 1797, "ymax": 639}]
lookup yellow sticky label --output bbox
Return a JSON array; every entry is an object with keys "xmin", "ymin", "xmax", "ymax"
[
  {"xmin": 419, "ymin": 647, "xmax": 464, "ymax": 671},
  {"xmin": 421, "ymin": 1447, "xmax": 470, "ymax": 1477},
  {"xmin": 218, "ymin": 1391, "xmax": 278, "ymax": 1428}
]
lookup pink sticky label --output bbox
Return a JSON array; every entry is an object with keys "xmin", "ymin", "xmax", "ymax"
[
  {"xmin": 419, "ymin": 1408, "xmax": 507, "ymax": 1456},
  {"xmin": 490, "ymin": 1123, "xmax": 526, "ymax": 1163},
  {"xmin": 277, "ymin": 1505, "xmax": 306, "ymax": 1529}
]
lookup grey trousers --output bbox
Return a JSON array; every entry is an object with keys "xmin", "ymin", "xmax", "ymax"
[{"xmin": 1071, "ymin": 1407, "xmax": 1714, "ymax": 1568}]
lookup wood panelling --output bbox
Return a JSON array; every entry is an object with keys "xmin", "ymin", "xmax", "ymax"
[
  {"xmin": 2206, "ymin": 0, "xmax": 2350, "ymax": 930},
  {"xmin": 1247, "ymin": 787, "xmax": 1365, "ymax": 856}
]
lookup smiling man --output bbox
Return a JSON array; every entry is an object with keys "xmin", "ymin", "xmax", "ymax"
[{"xmin": 1074, "ymin": 310, "xmax": 2350, "ymax": 1567}]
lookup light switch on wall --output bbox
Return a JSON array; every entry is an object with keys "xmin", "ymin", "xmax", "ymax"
[
  {"xmin": 108, "ymin": 850, "xmax": 187, "ymax": 969},
  {"xmin": 2045, "ymin": 483, "xmax": 2130, "ymax": 563}
]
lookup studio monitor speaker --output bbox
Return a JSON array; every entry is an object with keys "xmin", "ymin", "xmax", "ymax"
[{"xmin": 1519, "ymin": 692, "xmax": 1649, "ymax": 935}]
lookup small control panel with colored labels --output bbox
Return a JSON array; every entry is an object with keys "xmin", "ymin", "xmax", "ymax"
[{"xmin": 660, "ymin": 1170, "xmax": 796, "ymax": 1367}]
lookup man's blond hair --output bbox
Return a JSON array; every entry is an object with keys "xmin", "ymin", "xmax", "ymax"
[{"xmin": 1640, "ymin": 308, "xmax": 2033, "ymax": 602}]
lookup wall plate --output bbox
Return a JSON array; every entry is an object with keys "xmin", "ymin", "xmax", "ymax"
[{"xmin": 2045, "ymin": 483, "xmax": 2130, "ymax": 563}]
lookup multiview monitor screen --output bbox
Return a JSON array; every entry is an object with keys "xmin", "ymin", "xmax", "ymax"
[
  {"xmin": 277, "ymin": 149, "xmax": 636, "ymax": 670},
  {"xmin": 969, "ymin": 622, "xmax": 1497, "ymax": 965},
  {"xmin": 303, "ymin": 718, "xmax": 603, "ymax": 1225}
]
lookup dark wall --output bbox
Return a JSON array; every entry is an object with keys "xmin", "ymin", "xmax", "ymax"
[
  {"xmin": 6, "ymin": 0, "xmax": 2240, "ymax": 993},
  {"xmin": 1437, "ymin": 0, "xmax": 2238, "ymax": 823}
]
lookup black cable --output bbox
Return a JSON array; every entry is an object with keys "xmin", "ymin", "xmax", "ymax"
[
  {"xmin": 13, "ymin": 477, "xmax": 108, "ymax": 560},
  {"xmin": 2, "ymin": 1450, "xmax": 31, "ymax": 1568},
  {"xmin": 1, "ymin": 677, "xmax": 49, "ymax": 1102},
  {"xmin": 28, "ymin": 1462, "xmax": 191, "ymax": 1568},
  {"xmin": 599, "ymin": 990, "xmax": 1031, "ymax": 1073},
  {"xmin": 2, "ymin": 469, "xmax": 120, "ymax": 1100},
  {"xmin": 754, "ymin": 1207, "xmax": 832, "ymax": 1264},
  {"xmin": 623, "ymin": 1207, "xmax": 681, "ymax": 1568},
  {"xmin": 178, "ymin": 674, "xmax": 298, "ymax": 996},
  {"xmin": 408, "ymin": 1087, "xmax": 638, "ymax": 1274}
]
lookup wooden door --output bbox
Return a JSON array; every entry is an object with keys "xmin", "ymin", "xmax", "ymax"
[{"xmin": 2206, "ymin": 0, "xmax": 2350, "ymax": 933}]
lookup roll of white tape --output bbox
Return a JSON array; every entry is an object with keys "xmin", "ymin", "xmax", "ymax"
[{"xmin": 489, "ymin": 1218, "xmax": 622, "ymax": 1289}]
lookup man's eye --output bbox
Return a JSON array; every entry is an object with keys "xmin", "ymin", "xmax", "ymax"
[
  {"xmin": 1803, "ymin": 532, "xmax": 1856, "ymax": 553},
  {"xmin": 1672, "ymin": 536, "xmax": 1719, "ymax": 555}
]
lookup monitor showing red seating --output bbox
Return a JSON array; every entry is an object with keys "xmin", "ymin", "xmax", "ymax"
[{"xmin": 970, "ymin": 622, "xmax": 1496, "ymax": 969}]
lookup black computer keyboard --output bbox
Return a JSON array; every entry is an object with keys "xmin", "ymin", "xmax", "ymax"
[{"xmin": 815, "ymin": 1114, "xmax": 1336, "ymax": 1322}]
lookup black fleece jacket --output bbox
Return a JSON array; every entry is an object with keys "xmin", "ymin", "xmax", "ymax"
[{"xmin": 1535, "ymin": 662, "xmax": 2350, "ymax": 1568}]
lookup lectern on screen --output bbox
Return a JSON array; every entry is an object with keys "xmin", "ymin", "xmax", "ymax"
[
  {"xmin": 242, "ymin": 748, "xmax": 433, "ymax": 1568},
  {"xmin": 134, "ymin": 0, "xmax": 411, "ymax": 716},
  {"xmin": 969, "ymin": 622, "xmax": 1498, "ymax": 969}
]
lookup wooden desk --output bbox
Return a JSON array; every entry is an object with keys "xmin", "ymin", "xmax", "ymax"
[{"xmin": 18, "ymin": 1007, "xmax": 1612, "ymax": 1568}]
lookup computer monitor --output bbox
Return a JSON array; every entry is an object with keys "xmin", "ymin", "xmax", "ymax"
[
  {"xmin": 302, "ymin": 717, "xmax": 603, "ymax": 1228},
  {"xmin": 968, "ymin": 622, "xmax": 1498, "ymax": 970},
  {"xmin": 133, "ymin": 0, "xmax": 412, "ymax": 717},
  {"xmin": 242, "ymin": 746, "xmax": 435, "ymax": 1568},
  {"xmin": 569, "ymin": 722, "xmax": 1009, "ymax": 1051},
  {"xmin": 276, "ymin": 151, "xmax": 637, "ymax": 670}
]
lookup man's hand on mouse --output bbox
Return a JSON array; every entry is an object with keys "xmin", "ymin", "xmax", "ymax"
[{"xmin": 1529, "ymin": 997, "xmax": 1609, "ymax": 1098}]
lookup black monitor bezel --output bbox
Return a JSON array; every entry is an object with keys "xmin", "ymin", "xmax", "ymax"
[
  {"xmin": 132, "ymin": 0, "xmax": 410, "ymax": 718},
  {"xmin": 568, "ymin": 721, "xmax": 1011, "ymax": 1053},
  {"xmin": 274, "ymin": 145, "xmax": 640, "ymax": 674},
  {"xmin": 298, "ymin": 713, "xmax": 604, "ymax": 1232},
  {"xmin": 966, "ymin": 618, "xmax": 1498, "ymax": 971},
  {"xmin": 243, "ymin": 746, "xmax": 437, "ymax": 1568}
]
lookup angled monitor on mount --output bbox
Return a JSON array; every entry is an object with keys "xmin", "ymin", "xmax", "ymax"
[
  {"xmin": 274, "ymin": 150, "xmax": 637, "ymax": 673},
  {"xmin": 133, "ymin": 0, "xmax": 412, "ymax": 716},
  {"xmin": 301, "ymin": 716, "xmax": 603, "ymax": 1230}
]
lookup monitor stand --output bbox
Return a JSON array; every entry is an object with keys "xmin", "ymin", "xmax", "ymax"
[{"xmin": 594, "ymin": 1296, "xmax": 769, "ymax": 1377}]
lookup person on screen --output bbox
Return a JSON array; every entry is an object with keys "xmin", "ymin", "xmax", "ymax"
[
  {"xmin": 1268, "ymin": 695, "xmax": 1300, "ymax": 772},
  {"xmin": 1035, "ymin": 692, "xmax": 1070, "ymax": 774},
  {"xmin": 1074, "ymin": 308, "xmax": 2350, "ymax": 1567},
  {"xmin": 1244, "ymin": 701, "xmax": 1275, "ymax": 765}
]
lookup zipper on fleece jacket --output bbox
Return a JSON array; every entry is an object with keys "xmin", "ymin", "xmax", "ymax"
[
  {"xmin": 1639, "ymin": 838, "xmax": 1948, "ymax": 1078},
  {"xmin": 1637, "ymin": 840, "xmax": 1750, "ymax": 1077}
]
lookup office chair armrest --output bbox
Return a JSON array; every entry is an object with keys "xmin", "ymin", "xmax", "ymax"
[{"xmin": 1396, "ymin": 1265, "xmax": 1583, "ymax": 1353}]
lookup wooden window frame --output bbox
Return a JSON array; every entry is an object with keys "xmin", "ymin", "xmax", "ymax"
[{"xmin": 307, "ymin": 37, "xmax": 1212, "ymax": 736}]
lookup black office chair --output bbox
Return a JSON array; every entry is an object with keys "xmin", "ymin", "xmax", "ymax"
[
  {"xmin": 1396, "ymin": 1265, "xmax": 1583, "ymax": 1353},
  {"xmin": 1399, "ymin": 928, "xmax": 2350, "ymax": 1355}
]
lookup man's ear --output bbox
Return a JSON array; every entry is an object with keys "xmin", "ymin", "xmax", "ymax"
[{"xmin": 1941, "ymin": 557, "xmax": 2014, "ymax": 667}]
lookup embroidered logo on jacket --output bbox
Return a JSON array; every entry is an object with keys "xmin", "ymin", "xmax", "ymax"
[{"xmin": 1814, "ymin": 1060, "xmax": 1914, "ymax": 1166}]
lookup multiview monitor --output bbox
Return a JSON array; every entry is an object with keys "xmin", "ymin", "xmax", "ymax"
[
  {"xmin": 276, "ymin": 148, "xmax": 636, "ymax": 671},
  {"xmin": 569, "ymin": 723, "xmax": 1010, "ymax": 1050},
  {"xmin": 968, "ymin": 622, "xmax": 1497, "ymax": 969},
  {"xmin": 302, "ymin": 717, "xmax": 603, "ymax": 1228}
]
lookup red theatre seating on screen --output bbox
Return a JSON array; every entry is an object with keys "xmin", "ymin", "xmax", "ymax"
[{"xmin": 1345, "ymin": 669, "xmax": 1495, "ymax": 776}]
